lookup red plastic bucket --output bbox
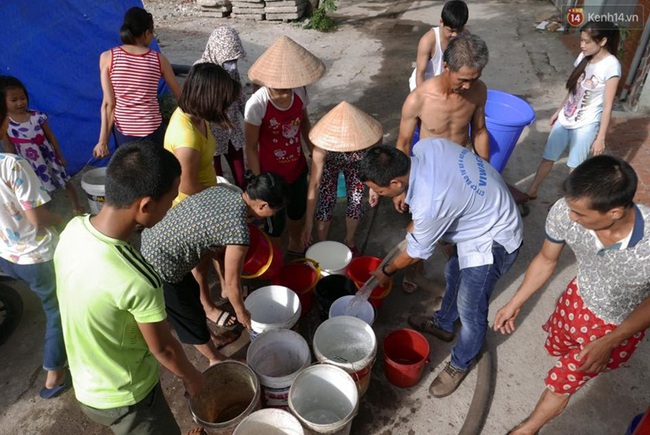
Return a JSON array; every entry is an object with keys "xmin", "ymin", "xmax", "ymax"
[
  {"xmin": 347, "ymin": 256, "xmax": 393, "ymax": 308},
  {"xmin": 383, "ymin": 329, "xmax": 430, "ymax": 388},
  {"xmin": 271, "ymin": 259, "xmax": 321, "ymax": 317},
  {"xmin": 242, "ymin": 224, "xmax": 283, "ymax": 280}
]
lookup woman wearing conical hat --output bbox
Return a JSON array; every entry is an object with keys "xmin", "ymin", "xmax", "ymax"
[
  {"xmin": 302, "ymin": 102, "xmax": 383, "ymax": 255},
  {"xmin": 244, "ymin": 36, "xmax": 325, "ymax": 254}
]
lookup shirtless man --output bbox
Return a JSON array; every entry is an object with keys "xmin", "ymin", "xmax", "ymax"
[
  {"xmin": 395, "ymin": 34, "xmax": 490, "ymax": 212},
  {"xmin": 409, "ymin": 0, "xmax": 469, "ymax": 91}
]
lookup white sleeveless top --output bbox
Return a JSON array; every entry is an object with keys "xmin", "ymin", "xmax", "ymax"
[{"xmin": 409, "ymin": 26, "xmax": 443, "ymax": 91}]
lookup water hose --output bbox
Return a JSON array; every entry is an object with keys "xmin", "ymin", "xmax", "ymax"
[{"xmin": 459, "ymin": 341, "xmax": 493, "ymax": 435}]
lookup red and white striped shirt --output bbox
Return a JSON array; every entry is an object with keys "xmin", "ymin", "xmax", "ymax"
[{"xmin": 109, "ymin": 47, "xmax": 162, "ymax": 137}]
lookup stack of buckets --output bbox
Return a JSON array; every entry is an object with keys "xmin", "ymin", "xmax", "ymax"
[{"xmin": 231, "ymin": 235, "xmax": 437, "ymax": 434}]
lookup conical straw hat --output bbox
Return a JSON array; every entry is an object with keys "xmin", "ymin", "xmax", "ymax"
[
  {"xmin": 248, "ymin": 36, "xmax": 325, "ymax": 88},
  {"xmin": 309, "ymin": 102, "xmax": 383, "ymax": 152}
]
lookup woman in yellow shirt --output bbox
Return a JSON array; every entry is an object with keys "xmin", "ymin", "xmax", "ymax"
[
  {"xmin": 164, "ymin": 62, "xmax": 240, "ymax": 205},
  {"xmin": 164, "ymin": 62, "xmax": 242, "ymax": 329}
]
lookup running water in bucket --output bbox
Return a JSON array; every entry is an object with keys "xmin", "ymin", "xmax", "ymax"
[
  {"xmin": 343, "ymin": 275, "xmax": 378, "ymax": 317},
  {"xmin": 343, "ymin": 240, "xmax": 408, "ymax": 316}
]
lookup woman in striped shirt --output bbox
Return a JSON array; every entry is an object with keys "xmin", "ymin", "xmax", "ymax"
[{"xmin": 93, "ymin": 7, "xmax": 181, "ymax": 159}]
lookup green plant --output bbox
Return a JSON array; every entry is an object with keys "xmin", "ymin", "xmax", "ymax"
[{"xmin": 305, "ymin": 0, "xmax": 338, "ymax": 32}]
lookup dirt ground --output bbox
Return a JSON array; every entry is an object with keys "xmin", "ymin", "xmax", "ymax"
[{"xmin": 1, "ymin": 0, "xmax": 649, "ymax": 434}]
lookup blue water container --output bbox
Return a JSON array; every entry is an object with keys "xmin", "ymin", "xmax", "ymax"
[{"xmin": 485, "ymin": 90, "xmax": 536, "ymax": 173}]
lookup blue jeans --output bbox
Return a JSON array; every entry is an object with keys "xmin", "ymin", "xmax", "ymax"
[
  {"xmin": 433, "ymin": 243, "xmax": 519, "ymax": 371},
  {"xmin": 0, "ymin": 258, "xmax": 66, "ymax": 371}
]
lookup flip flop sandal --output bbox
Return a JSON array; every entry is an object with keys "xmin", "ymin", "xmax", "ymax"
[
  {"xmin": 209, "ymin": 310, "xmax": 239, "ymax": 329},
  {"xmin": 40, "ymin": 372, "xmax": 72, "ymax": 399}
]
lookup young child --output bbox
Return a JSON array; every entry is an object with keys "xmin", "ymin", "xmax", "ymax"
[
  {"xmin": 245, "ymin": 35, "xmax": 324, "ymax": 254},
  {"xmin": 302, "ymin": 101, "xmax": 383, "ymax": 256},
  {"xmin": 196, "ymin": 26, "xmax": 247, "ymax": 189},
  {"xmin": 0, "ymin": 76, "xmax": 83, "ymax": 215}
]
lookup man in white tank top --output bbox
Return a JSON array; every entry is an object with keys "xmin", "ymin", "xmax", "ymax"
[{"xmin": 409, "ymin": 1, "xmax": 469, "ymax": 91}]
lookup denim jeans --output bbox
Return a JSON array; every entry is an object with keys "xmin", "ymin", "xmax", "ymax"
[
  {"xmin": 433, "ymin": 242, "xmax": 519, "ymax": 371},
  {"xmin": 542, "ymin": 121, "xmax": 600, "ymax": 168},
  {"xmin": 0, "ymin": 258, "xmax": 66, "ymax": 370}
]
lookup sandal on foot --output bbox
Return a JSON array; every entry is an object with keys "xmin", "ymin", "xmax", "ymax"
[
  {"xmin": 407, "ymin": 314, "xmax": 455, "ymax": 342},
  {"xmin": 40, "ymin": 372, "xmax": 72, "ymax": 399},
  {"xmin": 208, "ymin": 310, "xmax": 238, "ymax": 329}
]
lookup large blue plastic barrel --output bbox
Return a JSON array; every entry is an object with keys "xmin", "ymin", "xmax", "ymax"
[{"xmin": 485, "ymin": 90, "xmax": 536, "ymax": 173}]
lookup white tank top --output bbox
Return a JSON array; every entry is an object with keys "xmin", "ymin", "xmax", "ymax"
[{"xmin": 409, "ymin": 26, "xmax": 444, "ymax": 91}]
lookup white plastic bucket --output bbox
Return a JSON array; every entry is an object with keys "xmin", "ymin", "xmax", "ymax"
[
  {"xmin": 234, "ymin": 408, "xmax": 305, "ymax": 435},
  {"xmin": 288, "ymin": 365, "xmax": 359, "ymax": 435},
  {"xmin": 247, "ymin": 329, "xmax": 311, "ymax": 408},
  {"xmin": 244, "ymin": 285, "xmax": 301, "ymax": 340},
  {"xmin": 329, "ymin": 296, "xmax": 375, "ymax": 326},
  {"xmin": 189, "ymin": 361, "xmax": 261, "ymax": 432},
  {"xmin": 305, "ymin": 241, "xmax": 352, "ymax": 276},
  {"xmin": 313, "ymin": 316, "xmax": 377, "ymax": 398},
  {"xmin": 80, "ymin": 167, "xmax": 106, "ymax": 214}
]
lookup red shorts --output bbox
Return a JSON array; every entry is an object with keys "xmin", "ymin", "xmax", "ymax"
[{"xmin": 542, "ymin": 278, "xmax": 644, "ymax": 395}]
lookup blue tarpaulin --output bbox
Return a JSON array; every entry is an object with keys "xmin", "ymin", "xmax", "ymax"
[{"xmin": 0, "ymin": 0, "xmax": 165, "ymax": 174}]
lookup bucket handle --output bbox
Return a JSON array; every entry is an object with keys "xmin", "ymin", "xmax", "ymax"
[{"xmin": 289, "ymin": 257, "xmax": 322, "ymax": 279}]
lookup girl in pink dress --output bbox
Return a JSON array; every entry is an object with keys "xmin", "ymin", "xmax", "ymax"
[{"xmin": 1, "ymin": 76, "xmax": 83, "ymax": 214}]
